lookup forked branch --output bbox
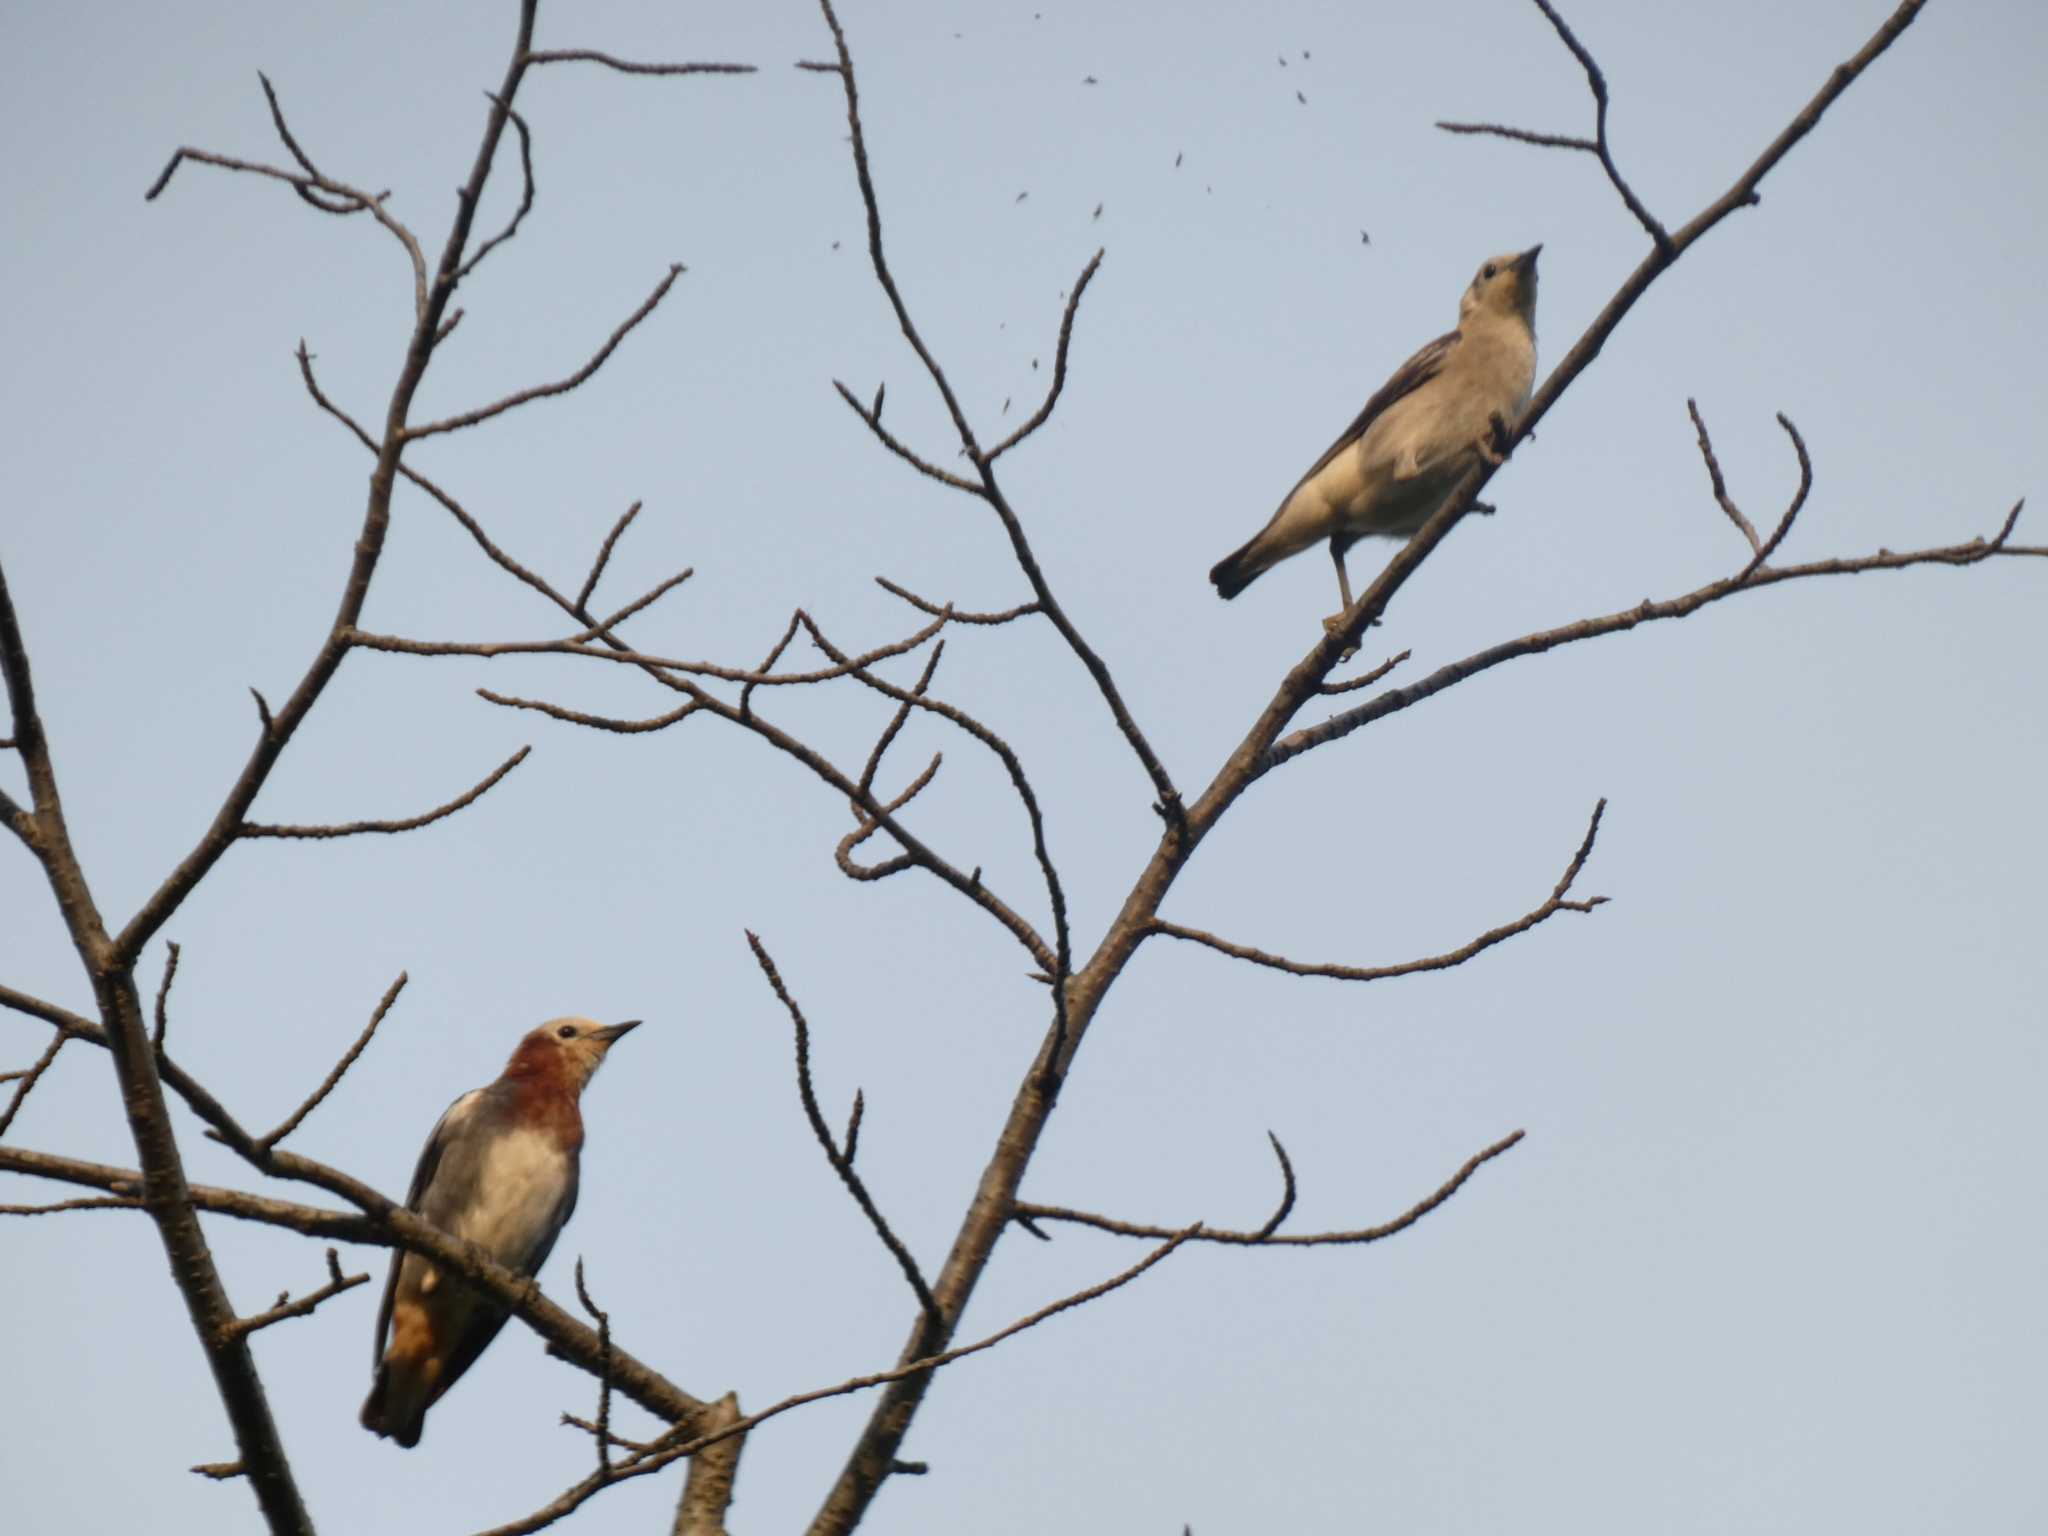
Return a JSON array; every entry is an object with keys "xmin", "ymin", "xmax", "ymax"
[{"xmin": 1151, "ymin": 801, "xmax": 1608, "ymax": 981}]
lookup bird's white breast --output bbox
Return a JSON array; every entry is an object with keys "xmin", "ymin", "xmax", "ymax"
[{"xmin": 455, "ymin": 1126, "xmax": 573, "ymax": 1262}]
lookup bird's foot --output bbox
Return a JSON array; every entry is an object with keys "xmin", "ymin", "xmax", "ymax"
[{"xmin": 1322, "ymin": 612, "xmax": 1369, "ymax": 662}]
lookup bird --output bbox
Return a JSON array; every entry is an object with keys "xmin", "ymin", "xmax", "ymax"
[
  {"xmin": 1209, "ymin": 247, "xmax": 1541, "ymax": 625},
  {"xmin": 360, "ymin": 1017, "xmax": 641, "ymax": 1448}
]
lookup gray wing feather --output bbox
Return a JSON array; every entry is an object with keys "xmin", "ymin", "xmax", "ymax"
[
  {"xmin": 1290, "ymin": 328, "xmax": 1458, "ymax": 493},
  {"xmin": 368, "ymin": 1088, "xmax": 483, "ymax": 1367}
]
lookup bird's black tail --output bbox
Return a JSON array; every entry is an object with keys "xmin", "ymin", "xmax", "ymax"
[
  {"xmin": 1209, "ymin": 532, "xmax": 1270, "ymax": 599},
  {"xmin": 361, "ymin": 1364, "xmax": 427, "ymax": 1449}
]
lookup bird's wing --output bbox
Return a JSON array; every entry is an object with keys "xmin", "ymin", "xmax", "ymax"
[
  {"xmin": 418, "ymin": 1150, "xmax": 580, "ymax": 1407},
  {"xmin": 1289, "ymin": 328, "xmax": 1460, "ymax": 492},
  {"xmin": 369, "ymin": 1089, "xmax": 484, "ymax": 1366}
]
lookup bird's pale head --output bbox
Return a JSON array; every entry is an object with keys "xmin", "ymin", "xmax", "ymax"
[
  {"xmin": 1459, "ymin": 245, "xmax": 1541, "ymax": 330},
  {"xmin": 504, "ymin": 1017, "xmax": 641, "ymax": 1095}
]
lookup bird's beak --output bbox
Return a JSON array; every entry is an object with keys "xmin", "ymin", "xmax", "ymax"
[
  {"xmin": 594, "ymin": 1020, "xmax": 642, "ymax": 1046},
  {"xmin": 1515, "ymin": 244, "xmax": 1542, "ymax": 271}
]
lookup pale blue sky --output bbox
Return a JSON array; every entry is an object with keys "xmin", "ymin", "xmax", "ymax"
[{"xmin": 4, "ymin": 2, "xmax": 2045, "ymax": 1532}]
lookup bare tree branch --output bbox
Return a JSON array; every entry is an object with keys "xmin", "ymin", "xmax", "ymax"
[
  {"xmin": 1, "ymin": 1193, "xmax": 142, "ymax": 1216},
  {"xmin": 343, "ymin": 612, "xmax": 947, "ymax": 688},
  {"xmin": 789, "ymin": 11, "xmax": 1943, "ymax": 1527},
  {"xmin": 1267, "ymin": 512, "xmax": 2029, "ymax": 775},
  {"xmin": 572, "ymin": 1258, "xmax": 616, "ymax": 1473},
  {"xmin": 1315, "ymin": 649, "xmax": 1410, "ymax": 697},
  {"xmin": 836, "ymin": 753, "xmax": 941, "ymax": 881},
  {"xmin": 223, "ymin": 1248, "xmax": 369, "ymax": 1340},
  {"xmin": 874, "ymin": 577, "xmax": 1038, "ymax": 627},
  {"xmin": 1, "ymin": 551, "xmax": 315, "ymax": 1531},
  {"xmin": 575, "ymin": 502, "xmax": 644, "ymax": 615},
  {"xmin": 798, "ymin": 614, "xmax": 1075, "ymax": 1062},
  {"xmin": 1687, "ymin": 398, "xmax": 1762, "ymax": 553},
  {"xmin": 458, "ymin": 95, "xmax": 535, "ymax": 279},
  {"xmin": 470, "ymin": 1223, "xmax": 1204, "ymax": 1536},
  {"xmin": 0, "ymin": 1130, "xmax": 712, "ymax": 1431},
  {"xmin": 986, "ymin": 249, "xmax": 1103, "ymax": 461},
  {"xmin": 0, "ymin": 984, "xmax": 98, "ymax": 1038},
  {"xmin": 1015, "ymin": 1131, "xmax": 1523, "ymax": 1247},
  {"xmin": 482, "ymin": 691, "xmax": 703, "ymax": 736},
  {"xmin": 831, "ymin": 380, "xmax": 980, "ymax": 491},
  {"xmin": 255, "ymin": 72, "xmax": 368, "ymax": 216},
  {"xmin": 524, "ymin": 50, "xmax": 756, "ymax": 77},
  {"xmin": 404, "ymin": 264, "xmax": 684, "ymax": 440},
  {"xmin": 1736, "ymin": 414, "xmax": 1813, "ymax": 583},
  {"xmin": 673, "ymin": 1393, "xmax": 747, "ymax": 1536},
  {"xmin": 1438, "ymin": 0, "xmax": 1671, "ymax": 250},
  {"xmin": 806, "ymin": 0, "xmax": 1182, "ymax": 824},
  {"xmin": 566, "ymin": 570, "xmax": 696, "ymax": 643},
  {"xmin": 240, "ymin": 746, "xmax": 530, "ymax": 840},
  {"xmin": 1150, "ymin": 801, "xmax": 1609, "ymax": 983},
  {"xmin": 259, "ymin": 972, "xmax": 406, "ymax": 1147},
  {"xmin": 152, "ymin": 941, "xmax": 181, "ymax": 1049},
  {"xmin": 0, "ymin": 1030, "xmax": 67, "ymax": 1139},
  {"xmin": 748, "ymin": 932, "xmax": 940, "ymax": 1323}
]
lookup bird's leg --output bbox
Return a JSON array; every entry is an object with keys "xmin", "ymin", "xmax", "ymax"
[{"xmin": 1322, "ymin": 543, "xmax": 1363, "ymax": 660}]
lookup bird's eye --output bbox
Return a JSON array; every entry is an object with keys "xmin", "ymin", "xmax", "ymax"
[
  {"xmin": 1483, "ymin": 263, "xmax": 1498, "ymax": 280},
  {"xmin": 556, "ymin": 1024, "xmax": 577, "ymax": 1039}
]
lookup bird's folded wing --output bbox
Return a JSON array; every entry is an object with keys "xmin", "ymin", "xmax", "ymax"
[
  {"xmin": 369, "ymin": 1089, "xmax": 485, "ymax": 1363},
  {"xmin": 1289, "ymin": 328, "xmax": 1459, "ymax": 492}
]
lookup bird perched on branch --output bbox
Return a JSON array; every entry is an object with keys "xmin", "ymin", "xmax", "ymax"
[
  {"xmin": 1209, "ymin": 247, "xmax": 1541, "ymax": 624},
  {"xmin": 361, "ymin": 1017, "xmax": 641, "ymax": 1448}
]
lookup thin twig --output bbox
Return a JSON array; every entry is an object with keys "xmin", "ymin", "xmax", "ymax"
[
  {"xmin": 260, "ymin": 973, "xmax": 407, "ymax": 1147},
  {"xmin": 987, "ymin": 249, "xmax": 1103, "ymax": 461},
  {"xmin": 831, "ymin": 381, "xmax": 980, "ymax": 491},
  {"xmin": 0, "ymin": 1031, "xmax": 68, "ymax": 1138},
  {"xmin": 807, "ymin": 0, "xmax": 1182, "ymax": 822},
  {"xmin": 874, "ymin": 577, "xmax": 1039, "ymax": 626},
  {"xmin": 1252, "ymin": 1132, "xmax": 1297, "ymax": 1240},
  {"xmin": 575, "ymin": 503, "xmax": 644, "ymax": 615},
  {"xmin": 240, "ymin": 748, "xmax": 529, "ymax": 839},
  {"xmin": 224, "ymin": 1249, "xmax": 369, "ymax": 1339},
  {"xmin": 458, "ymin": 95, "xmax": 536, "ymax": 278},
  {"xmin": 799, "ymin": 616, "xmax": 1074, "ymax": 1071},
  {"xmin": 857, "ymin": 642, "xmax": 943, "ymax": 799},
  {"xmin": 747, "ymin": 933, "xmax": 940, "ymax": 1323},
  {"xmin": 739, "ymin": 613, "xmax": 804, "ymax": 721},
  {"xmin": 481, "ymin": 691, "xmax": 702, "ymax": 736},
  {"xmin": 0, "ymin": 1194, "xmax": 142, "ymax": 1216},
  {"xmin": 836, "ymin": 753, "xmax": 942, "ymax": 880},
  {"xmin": 1687, "ymin": 399, "xmax": 1761, "ymax": 552},
  {"xmin": 524, "ymin": 50, "xmax": 757, "ymax": 76},
  {"xmin": 572, "ymin": 1258, "xmax": 615, "ymax": 1474},
  {"xmin": 1266, "ymin": 505, "xmax": 2022, "ymax": 775},
  {"xmin": 1151, "ymin": 801, "xmax": 1608, "ymax": 982},
  {"xmin": 1735, "ymin": 414, "xmax": 1813, "ymax": 583},
  {"xmin": 842, "ymin": 1090, "xmax": 865, "ymax": 1164},
  {"xmin": 255, "ymin": 73, "xmax": 360, "ymax": 215},
  {"xmin": 566, "ymin": 569, "xmax": 695, "ymax": 641},
  {"xmin": 152, "ymin": 942, "xmax": 181, "ymax": 1050},
  {"xmin": 1014, "ymin": 1132, "xmax": 1523, "ymax": 1246},
  {"xmin": 345, "ymin": 612, "xmax": 949, "ymax": 689},
  {"xmin": 1436, "ymin": 121, "xmax": 1595, "ymax": 151},
  {"xmin": 1316, "ymin": 649, "xmax": 1411, "ymax": 697},
  {"xmin": 405, "ymin": 265, "xmax": 685, "ymax": 439},
  {"xmin": 1441, "ymin": 0, "xmax": 1671, "ymax": 250}
]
